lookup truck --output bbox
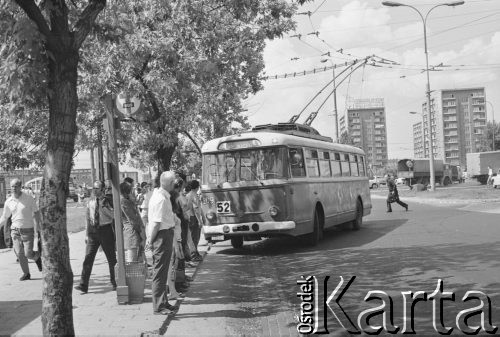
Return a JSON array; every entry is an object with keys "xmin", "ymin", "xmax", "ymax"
[
  {"xmin": 397, "ymin": 158, "xmax": 457, "ymax": 186},
  {"xmin": 466, "ymin": 151, "xmax": 500, "ymax": 184}
]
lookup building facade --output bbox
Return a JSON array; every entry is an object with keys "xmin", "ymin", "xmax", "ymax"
[
  {"xmin": 413, "ymin": 87, "xmax": 487, "ymax": 167},
  {"xmin": 344, "ymin": 98, "xmax": 388, "ymax": 168}
]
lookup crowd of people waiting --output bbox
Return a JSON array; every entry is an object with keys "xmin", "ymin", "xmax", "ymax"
[
  {"xmin": 74, "ymin": 171, "xmax": 204, "ymax": 315},
  {"xmin": 0, "ymin": 170, "xmax": 204, "ymax": 316}
]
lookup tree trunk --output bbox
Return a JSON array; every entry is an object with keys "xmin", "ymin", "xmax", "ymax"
[
  {"xmin": 157, "ymin": 143, "xmax": 177, "ymax": 173},
  {"xmin": 39, "ymin": 51, "xmax": 79, "ymax": 336}
]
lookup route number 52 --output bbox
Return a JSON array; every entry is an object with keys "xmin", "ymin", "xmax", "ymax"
[{"xmin": 216, "ymin": 201, "xmax": 231, "ymax": 213}]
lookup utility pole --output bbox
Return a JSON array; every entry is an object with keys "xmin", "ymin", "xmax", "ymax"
[
  {"xmin": 103, "ymin": 95, "xmax": 128, "ymax": 304},
  {"xmin": 333, "ymin": 67, "xmax": 339, "ymax": 142}
]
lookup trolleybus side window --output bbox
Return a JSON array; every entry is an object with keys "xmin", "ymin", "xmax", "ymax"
[
  {"xmin": 350, "ymin": 154, "xmax": 359, "ymax": 177},
  {"xmin": 240, "ymin": 148, "xmax": 287, "ymax": 181},
  {"xmin": 289, "ymin": 148, "xmax": 306, "ymax": 177},
  {"xmin": 359, "ymin": 156, "xmax": 366, "ymax": 176},
  {"xmin": 320, "ymin": 151, "xmax": 331, "ymax": 177},
  {"xmin": 331, "ymin": 152, "xmax": 342, "ymax": 177},
  {"xmin": 341, "ymin": 153, "xmax": 351, "ymax": 176},
  {"xmin": 305, "ymin": 149, "xmax": 320, "ymax": 177}
]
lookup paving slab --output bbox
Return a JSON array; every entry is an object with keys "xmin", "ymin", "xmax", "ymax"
[{"xmin": 0, "ymin": 229, "xmax": 207, "ymax": 336}]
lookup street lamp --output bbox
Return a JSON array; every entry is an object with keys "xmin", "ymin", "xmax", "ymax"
[
  {"xmin": 382, "ymin": 1, "xmax": 465, "ymax": 191},
  {"xmin": 486, "ymin": 101, "xmax": 495, "ymax": 151}
]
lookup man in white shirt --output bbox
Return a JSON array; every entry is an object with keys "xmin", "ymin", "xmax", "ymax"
[
  {"xmin": 147, "ymin": 171, "xmax": 178, "ymax": 315},
  {"xmin": 0, "ymin": 178, "xmax": 42, "ymax": 280}
]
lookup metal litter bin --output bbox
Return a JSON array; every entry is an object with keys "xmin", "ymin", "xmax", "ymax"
[{"xmin": 125, "ymin": 262, "xmax": 147, "ymax": 304}]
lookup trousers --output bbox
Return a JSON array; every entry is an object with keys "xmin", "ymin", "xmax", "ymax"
[
  {"xmin": 11, "ymin": 227, "xmax": 40, "ymax": 274},
  {"xmin": 151, "ymin": 228, "xmax": 174, "ymax": 312},
  {"xmin": 79, "ymin": 224, "xmax": 117, "ymax": 289},
  {"xmin": 387, "ymin": 195, "xmax": 408, "ymax": 211}
]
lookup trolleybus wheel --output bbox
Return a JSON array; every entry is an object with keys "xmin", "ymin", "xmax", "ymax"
[
  {"xmin": 305, "ymin": 209, "xmax": 322, "ymax": 246},
  {"xmin": 231, "ymin": 237, "xmax": 244, "ymax": 249},
  {"xmin": 352, "ymin": 199, "xmax": 363, "ymax": 231}
]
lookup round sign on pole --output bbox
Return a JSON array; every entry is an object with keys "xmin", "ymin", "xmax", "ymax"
[
  {"xmin": 115, "ymin": 92, "xmax": 142, "ymax": 118},
  {"xmin": 406, "ymin": 160, "xmax": 414, "ymax": 169}
]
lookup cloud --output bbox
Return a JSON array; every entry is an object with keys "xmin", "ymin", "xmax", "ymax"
[{"xmin": 247, "ymin": 1, "xmax": 500, "ymax": 159}]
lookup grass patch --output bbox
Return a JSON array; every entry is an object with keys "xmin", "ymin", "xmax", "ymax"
[
  {"xmin": 0, "ymin": 201, "xmax": 87, "ymax": 234},
  {"xmin": 396, "ymin": 184, "xmax": 500, "ymax": 201}
]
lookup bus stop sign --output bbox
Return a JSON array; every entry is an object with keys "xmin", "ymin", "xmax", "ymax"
[{"xmin": 115, "ymin": 92, "xmax": 142, "ymax": 118}]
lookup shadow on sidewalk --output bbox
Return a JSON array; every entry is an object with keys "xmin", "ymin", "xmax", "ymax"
[{"xmin": 0, "ymin": 300, "xmax": 41, "ymax": 335}]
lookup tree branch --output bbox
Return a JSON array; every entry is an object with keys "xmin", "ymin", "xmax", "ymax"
[
  {"xmin": 13, "ymin": 0, "xmax": 61, "ymax": 52},
  {"xmin": 73, "ymin": 0, "xmax": 106, "ymax": 50},
  {"xmin": 181, "ymin": 130, "xmax": 202, "ymax": 156}
]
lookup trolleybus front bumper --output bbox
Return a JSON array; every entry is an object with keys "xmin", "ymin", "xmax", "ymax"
[{"xmin": 203, "ymin": 221, "xmax": 296, "ymax": 236}]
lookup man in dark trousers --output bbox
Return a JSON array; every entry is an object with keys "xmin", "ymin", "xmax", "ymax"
[
  {"xmin": 75, "ymin": 180, "xmax": 117, "ymax": 293},
  {"xmin": 386, "ymin": 174, "xmax": 408, "ymax": 212},
  {"xmin": 147, "ymin": 171, "xmax": 178, "ymax": 315}
]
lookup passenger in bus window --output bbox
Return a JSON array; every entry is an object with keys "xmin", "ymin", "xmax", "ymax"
[
  {"xmin": 289, "ymin": 148, "xmax": 305, "ymax": 177},
  {"xmin": 224, "ymin": 156, "xmax": 237, "ymax": 182}
]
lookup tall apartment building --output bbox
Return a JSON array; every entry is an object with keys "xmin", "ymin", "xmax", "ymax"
[
  {"xmin": 412, "ymin": 87, "xmax": 487, "ymax": 167},
  {"xmin": 343, "ymin": 98, "xmax": 388, "ymax": 168},
  {"xmin": 413, "ymin": 121, "xmax": 424, "ymax": 158}
]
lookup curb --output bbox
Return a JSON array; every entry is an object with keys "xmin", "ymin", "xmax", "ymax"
[
  {"xmin": 140, "ymin": 242, "xmax": 211, "ymax": 337},
  {"xmin": 371, "ymin": 194, "xmax": 500, "ymax": 205}
]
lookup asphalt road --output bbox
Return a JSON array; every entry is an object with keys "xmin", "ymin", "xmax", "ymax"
[{"xmin": 167, "ymin": 198, "xmax": 500, "ymax": 336}]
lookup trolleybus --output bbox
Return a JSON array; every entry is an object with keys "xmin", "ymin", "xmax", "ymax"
[{"xmin": 200, "ymin": 123, "xmax": 372, "ymax": 248}]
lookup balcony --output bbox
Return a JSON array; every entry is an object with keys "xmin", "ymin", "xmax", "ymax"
[
  {"xmin": 472, "ymin": 100, "xmax": 484, "ymax": 105},
  {"xmin": 443, "ymin": 117, "xmax": 457, "ymax": 122},
  {"xmin": 444, "ymin": 123, "xmax": 458, "ymax": 130},
  {"xmin": 444, "ymin": 102, "xmax": 456, "ymax": 107},
  {"xmin": 445, "ymin": 131, "xmax": 458, "ymax": 136},
  {"xmin": 442, "ymin": 95, "xmax": 455, "ymax": 100},
  {"xmin": 443, "ymin": 109, "xmax": 457, "ymax": 115}
]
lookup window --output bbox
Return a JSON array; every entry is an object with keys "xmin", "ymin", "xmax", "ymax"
[
  {"xmin": 305, "ymin": 149, "xmax": 320, "ymax": 177},
  {"xmin": 350, "ymin": 154, "xmax": 359, "ymax": 176},
  {"xmin": 341, "ymin": 154, "xmax": 350, "ymax": 176},
  {"xmin": 359, "ymin": 156, "xmax": 366, "ymax": 176},
  {"xmin": 331, "ymin": 152, "xmax": 342, "ymax": 177},
  {"xmin": 288, "ymin": 148, "xmax": 306, "ymax": 177},
  {"xmin": 320, "ymin": 151, "xmax": 331, "ymax": 177}
]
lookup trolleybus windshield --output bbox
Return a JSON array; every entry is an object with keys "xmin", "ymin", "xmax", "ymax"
[{"xmin": 202, "ymin": 147, "xmax": 287, "ymax": 185}]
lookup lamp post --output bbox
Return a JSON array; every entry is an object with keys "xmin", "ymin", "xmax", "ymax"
[
  {"xmin": 383, "ymin": 0, "xmax": 465, "ymax": 191},
  {"xmin": 486, "ymin": 101, "xmax": 495, "ymax": 151}
]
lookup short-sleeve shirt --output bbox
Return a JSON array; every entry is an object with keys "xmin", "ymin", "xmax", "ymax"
[
  {"xmin": 148, "ymin": 188, "xmax": 175, "ymax": 231},
  {"xmin": 0, "ymin": 192, "xmax": 38, "ymax": 229},
  {"xmin": 489, "ymin": 168, "xmax": 493, "ymax": 176}
]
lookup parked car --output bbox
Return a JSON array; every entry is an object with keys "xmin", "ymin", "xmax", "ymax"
[
  {"xmin": 369, "ymin": 177, "xmax": 379, "ymax": 189},
  {"xmin": 369, "ymin": 176, "xmax": 386, "ymax": 189},
  {"xmin": 492, "ymin": 174, "xmax": 500, "ymax": 188},
  {"xmin": 395, "ymin": 177, "xmax": 405, "ymax": 185}
]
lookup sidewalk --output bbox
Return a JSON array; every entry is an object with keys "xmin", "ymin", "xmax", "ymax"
[{"xmin": 0, "ymin": 231, "xmax": 208, "ymax": 336}]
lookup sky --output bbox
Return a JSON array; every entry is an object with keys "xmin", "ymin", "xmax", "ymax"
[{"xmin": 243, "ymin": 0, "xmax": 500, "ymax": 159}]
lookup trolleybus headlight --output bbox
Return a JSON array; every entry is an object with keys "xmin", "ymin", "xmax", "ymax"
[
  {"xmin": 268, "ymin": 206, "xmax": 279, "ymax": 217},
  {"xmin": 223, "ymin": 225, "xmax": 230, "ymax": 233},
  {"xmin": 206, "ymin": 211, "xmax": 216, "ymax": 221}
]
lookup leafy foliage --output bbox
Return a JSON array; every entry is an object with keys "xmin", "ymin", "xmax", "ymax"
[
  {"xmin": 77, "ymin": 0, "xmax": 303, "ymax": 172},
  {"xmin": 338, "ymin": 130, "xmax": 355, "ymax": 146}
]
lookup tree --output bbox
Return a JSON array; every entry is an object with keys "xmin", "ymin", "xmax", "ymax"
[
  {"xmin": 338, "ymin": 130, "xmax": 355, "ymax": 146},
  {"xmin": 77, "ymin": 0, "xmax": 305, "ymax": 174},
  {"xmin": 477, "ymin": 121, "xmax": 500, "ymax": 152},
  {"xmin": 0, "ymin": 1, "xmax": 106, "ymax": 335}
]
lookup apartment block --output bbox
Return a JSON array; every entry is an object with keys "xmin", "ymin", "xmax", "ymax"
[
  {"xmin": 413, "ymin": 87, "xmax": 487, "ymax": 167},
  {"xmin": 413, "ymin": 121, "xmax": 424, "ymax": 158},
  {"xmin": 345, "ymin": 98, "xmax": 388, "ymax": 168}
]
